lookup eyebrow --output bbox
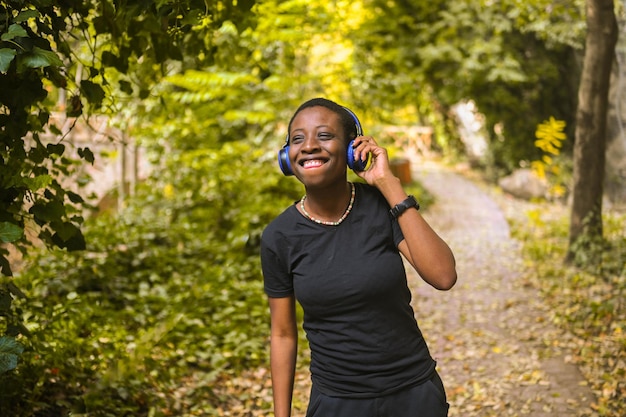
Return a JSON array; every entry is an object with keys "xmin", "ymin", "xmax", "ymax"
[{"xmin": 291, "ymin": 124, "xmax": 333, "ymax": 133}]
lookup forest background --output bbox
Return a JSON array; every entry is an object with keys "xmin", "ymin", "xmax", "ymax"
[{"xmin": 0, "ymin": 1, "xmax": 624, "ymax": 416}]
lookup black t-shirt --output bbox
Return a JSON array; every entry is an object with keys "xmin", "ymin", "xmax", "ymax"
[{"xmin": 261, "ymin": 182, "xmax": 435, "ymax": 397}]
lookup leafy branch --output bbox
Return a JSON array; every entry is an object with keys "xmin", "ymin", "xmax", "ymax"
[{"xmin": 530, "ymin": 116, "xmax": 570, "ymax": 199}]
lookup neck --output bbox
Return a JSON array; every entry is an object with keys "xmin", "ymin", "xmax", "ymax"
[{"xmin": 302, "ymin": 182, "xmax": 353, "ymax": 222}]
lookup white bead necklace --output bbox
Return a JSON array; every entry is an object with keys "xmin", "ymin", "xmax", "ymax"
[{"xmin": 300, "ymin": 182, "xmax": 355, "ymax": 226}]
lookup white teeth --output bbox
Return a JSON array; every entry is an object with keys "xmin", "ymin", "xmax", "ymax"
[{"xmin": 303, "ymin": 160, "xmax": 323, "ymax": 168}]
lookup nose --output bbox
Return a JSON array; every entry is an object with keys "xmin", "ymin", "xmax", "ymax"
[{"xmin": 300, "ymin": 134, "xmax": 320, "ymax": 152}]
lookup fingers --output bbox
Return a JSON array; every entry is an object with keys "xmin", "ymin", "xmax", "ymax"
[
  {"xmin": 352, "ymin": 137, "xmax": 400, "ymax": 189},
  {"xmin": 352, "ymin": 136, "xmax": 378, "ymax": 163},
  {"xmin": 353, "ymin": 135, "xmax": 376, "ymax": 146}
]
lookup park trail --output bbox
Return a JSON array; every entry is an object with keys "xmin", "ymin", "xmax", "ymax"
[{"xmin": 408, "ymin": 159, "xmax": 597, "ymax": 417}]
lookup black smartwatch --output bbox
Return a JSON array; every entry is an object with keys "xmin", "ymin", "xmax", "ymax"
[{"xmin": 389, "ymin": 195, "xmax": 419, "ymax": 219}]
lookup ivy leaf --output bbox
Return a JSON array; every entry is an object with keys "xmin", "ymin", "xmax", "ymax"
[
  {"xmin": 0, "ymin": 24, "xmax": 28, "ymax": 41},
  {"xmin": 50, "ymin": 220, "xmax": 80, "ymax": 242},
  {"xmin": 14, "ymin": 9, "xmax": 39, "ymax": 23},
  {"xmin": 78, "ymin": 147, "xmax": 95, "ymax": 164},
  {"xmin": 0, "ymin": 48, "xmax": 17, "ymax": 73},
  {"xmin": 0, "ymin": 336, "xmax": 24, "ymax": 375},
  {"xmin": 22, "ymin": 174, "xmax": 53, "ymax": 191},
  {"xmin": 0, "ymin": 256, "xmax": 12, "ymax": 277},
  {"xmin": 0, "ymin": 222, "xmax": 23, "ymax": 243},
  {"xmin": 51, "ymin": 226, "xmax": 86, "ymax": 251},
  {"xmin": 67, "ymin": 95, "xmax": 83, "ymax": 117},
  {"xmin": 66, "ymin": 191, "xmax": 84, "ymax": 204},
  {"xmin": 46, "ymin": 143, "xmax": 65, "ymax": 156},
  {"xmin": 17, "ymin": 46, "xmax": 63, "ymax": 72},
  {"xmin": 81, "ymin": 80, "xmax": 105, "ymax": 107},
  {"xmin": 30, "ymin": 200, "xmax": 65, "ymax": 223},
  {"xmin": 6, "ymin": 282, "xmax": 26, "ymax": 299},
  {"xmin": 119, "ymin": 80, "xmax": 133, "ymax": 94},
  {"xmin": 0, "ymin": 288, "xmax": 11, "ymax": 312}
]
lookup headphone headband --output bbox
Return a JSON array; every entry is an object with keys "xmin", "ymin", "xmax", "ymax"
[{"xmin": 342, "ymin": 106, "xmax": 363, "ymax": 137}]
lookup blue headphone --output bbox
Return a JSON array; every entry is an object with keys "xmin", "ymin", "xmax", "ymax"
[{"xmin": 278, "ymin": 106, "xmax": 370, "ymax": 176}]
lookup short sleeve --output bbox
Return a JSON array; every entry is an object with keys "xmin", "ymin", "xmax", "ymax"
[
  {"xmin": 261, "ymin": 238, "xmax": 294, "ymax": 298},
  {"xmin": 391, "ymin": 213, "xmax": 405, "ymax": 248}
]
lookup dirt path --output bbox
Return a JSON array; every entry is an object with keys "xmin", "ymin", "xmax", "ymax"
[{"xmin": 409, "ymin": 161, "xmax": 596, "ymax": 417}]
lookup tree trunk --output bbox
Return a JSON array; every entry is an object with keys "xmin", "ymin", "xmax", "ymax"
[{"xmin": 567, "ymin": 0, "xmax": 618, "ymax": 261}]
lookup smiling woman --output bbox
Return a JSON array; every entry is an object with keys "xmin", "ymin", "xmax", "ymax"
[
  {"xmin": 261, "ymin": 98, "xmax": 458, "ymax": 417},
  {"xmin": 277, "ymin": 99, "xmax": 368, "ymax": 179}
]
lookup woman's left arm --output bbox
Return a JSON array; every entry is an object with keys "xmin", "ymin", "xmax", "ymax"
[
  {"xmin": 395, "ymin": 202, "xmax": 457, "ymax": 290},
  {"xmin": 353, "ymin": 136, "xmax": 457, "ymax": 290}
]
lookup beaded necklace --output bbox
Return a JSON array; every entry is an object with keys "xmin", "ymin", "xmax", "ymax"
[{"xmin": 300, "ymin": 182, "xmax": 355, "ymax": 226}]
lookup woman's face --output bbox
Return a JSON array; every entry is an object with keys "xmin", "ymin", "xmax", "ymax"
[{"xmin": 288, "ymin": 106, "xmax": 348, "ymax": 186}]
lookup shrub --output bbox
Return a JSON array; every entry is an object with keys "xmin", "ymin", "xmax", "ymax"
[{"xmin": 1, "ymin": 141, "xmax": 300, "ymax": 416}]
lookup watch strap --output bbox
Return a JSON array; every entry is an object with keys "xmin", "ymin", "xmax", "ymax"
[{"xmin": 389, "ymin": 195, "xmax": 419, "ymax": 219}]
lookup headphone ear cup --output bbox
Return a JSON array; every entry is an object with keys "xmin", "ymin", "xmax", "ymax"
[
  {"xmin": 347, "ymin": 140, "xmax": 370, "ymax": 172},
  {"xmin": 278, "ymin": 147, "xmax": 294, "ymax": 176}
]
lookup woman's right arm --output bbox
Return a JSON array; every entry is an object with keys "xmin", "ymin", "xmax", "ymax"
[{"xmin": 269, "ymin": 295, "xmax": 298, "ymax": 417}]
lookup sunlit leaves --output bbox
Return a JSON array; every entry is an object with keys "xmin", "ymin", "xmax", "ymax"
[
  {"xmin": 530, "ymin": 117, "xmax": 569, "ymax": 198},
  {"xmin": 511, "ymin": 0, "xmax": 586, "ymax": 48},
  {"xmin": 355, "ymin": 0, "xmax": 584, "ymax": 170},
  {"xmin": 535, "ymin": 116, "xmax": 566, "ymax": 155},
  {"xmin": 166, "ymin": 70, "xmax": 258, "ymax": 104},
  {"xmin": 21, "ymin": 174, "xmax": 53, "ymax": 192}
]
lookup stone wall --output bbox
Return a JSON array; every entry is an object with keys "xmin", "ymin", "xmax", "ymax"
[{"xmin": 42, "ymin": 113, "xmax": 150, "ymax": 212}]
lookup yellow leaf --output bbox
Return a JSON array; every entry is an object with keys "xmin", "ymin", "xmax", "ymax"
[
  {"xmin": 163, "ymin": 183, "xmax": 175, "ymax": 199},
  {"xmin": 531, "ymin": 161, "xmax": 546, "ymax": 179}
]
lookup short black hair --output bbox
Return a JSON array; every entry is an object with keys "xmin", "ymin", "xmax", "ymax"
[{"xmin": 287, "ymin": 98, "xmax": 359, "ymax": 145}]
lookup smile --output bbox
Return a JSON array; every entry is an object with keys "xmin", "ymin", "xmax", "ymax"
[{"xmin": 301, "ymin": 159, "xmax": 326, "ymax": 168}]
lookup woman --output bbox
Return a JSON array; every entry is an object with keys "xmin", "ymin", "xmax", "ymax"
[{"xmin": 261, "ymin": 98, "xmax": 457, "ymax": 417}]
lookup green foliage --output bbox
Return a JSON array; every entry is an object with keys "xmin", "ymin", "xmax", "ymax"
[
  {"xmin": 2, "ymin": 141, "xmax": 300, "ymax": 416},
  {"xmin": 1, "ymin": 0, "xmax": 94, "ymax": 364},
  {"xmin": 0, "ymin": 0, "xmax": 260, "ymax": 271},
  {"xmin": 354, "ymin": 0, "xmax": 585, "ymax": 171},
  {"xmin": 0, "ymin": 222, "xmax": 23, "ymax": 244},
  {"xmin": 0, "ymin": 0, "xmax": 261, "ymax": 382},
  {"xmin": 1, "ymin": 4, "xmax": 91, "ymax": 276},
  {"xmin": 0, "ymin": 0, "xmax": 609, "ymax": 415},
  {"xmin": 567, "ymin": 212, "xmax": 622, "ymax": 273},
  {"xmin": 0, "ymin": 335, "xmax": 23, "ymax": 374},
  {"xmin": 511, "ymin": 207, "xmax": 625, "ymax": 416}
]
